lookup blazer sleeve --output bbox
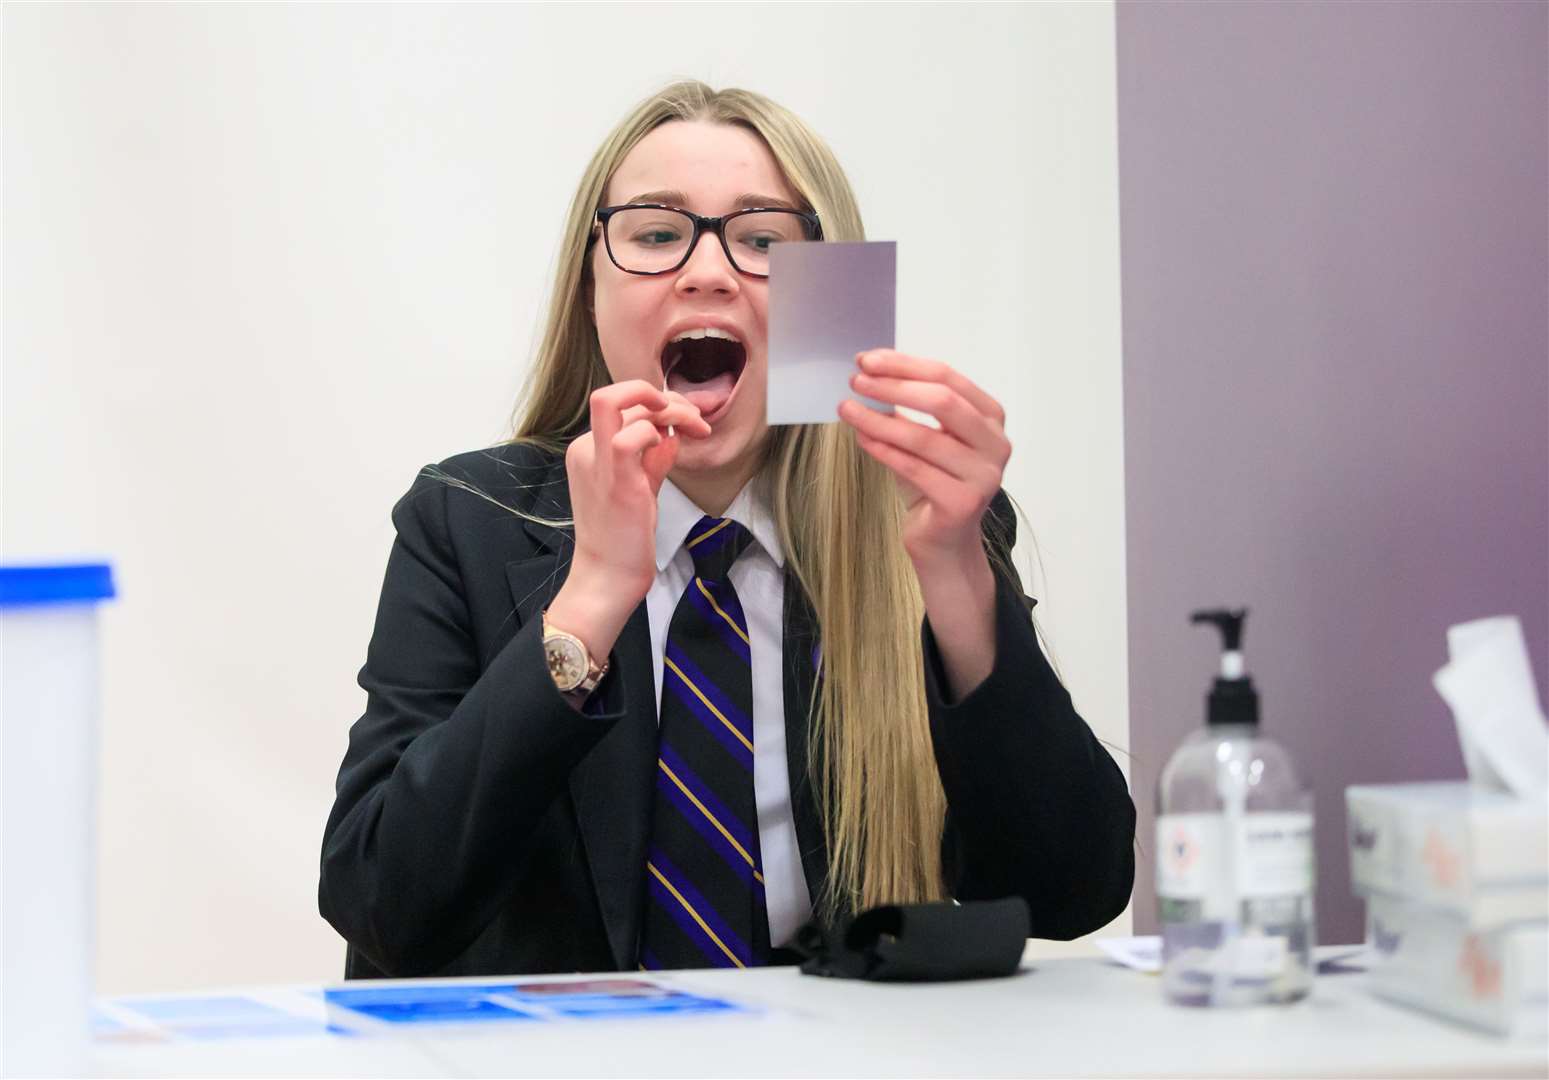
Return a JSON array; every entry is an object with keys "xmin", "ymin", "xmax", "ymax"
[
  {"xmin": 318, "ymin": 468, "xmax": 628, "ymax": 976},
  {"xmin": 921, "ymin": 492, "xmax": 1136, "ymax": 939}
]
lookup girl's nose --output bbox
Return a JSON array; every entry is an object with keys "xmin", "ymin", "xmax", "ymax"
[{"xmin": 674, "ymin": 230, "xmax": 740, "ymax": 295}]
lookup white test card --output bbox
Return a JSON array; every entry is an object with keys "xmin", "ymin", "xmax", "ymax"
[{"xmin": 766, "ymin": 241, "xmax": 896, "ymax": 425}]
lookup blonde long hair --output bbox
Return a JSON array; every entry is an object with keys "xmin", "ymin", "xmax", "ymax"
[{"xmin": 512, "ymin": 82, "xmax": 945, "ymax": 915}]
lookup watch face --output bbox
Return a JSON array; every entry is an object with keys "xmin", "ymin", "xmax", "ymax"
[{"xmin": 545, "ymin": 635, "xmax": 587, "ymax": 691}]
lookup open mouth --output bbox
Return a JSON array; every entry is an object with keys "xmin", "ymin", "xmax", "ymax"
[{"xmin": 661, "ymin": 329, "xmax": 747, "ymax": 421}]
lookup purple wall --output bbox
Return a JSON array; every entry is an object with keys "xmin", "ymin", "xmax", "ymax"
[{"xmin": 1117, "ymin": 1, "xmax": 1549, "ymax": 943}]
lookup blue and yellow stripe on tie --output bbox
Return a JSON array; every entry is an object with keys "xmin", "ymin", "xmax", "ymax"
[
  {"xmin": 646, "ymin": 861, "xmax": 744, "ymax": 968},
  {"xmin": 662, "ymin": 655, "xmax": 753, "ymax": 753},
  {"xmin": 687, "ymin": 518, "xmax": 732, "ymax": 549},
  {"xmin": 658, "ymin": 759, "xmax": 764, "ymax": 883},
  {"xmin": 694, "ymin": 577, "xmax": 749, "ymax": 645}
]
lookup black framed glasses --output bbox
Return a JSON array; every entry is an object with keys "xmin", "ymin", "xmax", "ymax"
[{"xmin": 591, "ymin": 204, "xmax": 823, "ymax": 278}]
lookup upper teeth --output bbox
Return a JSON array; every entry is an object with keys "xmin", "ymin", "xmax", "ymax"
[{"xmin": 670, "ymin": 327, "xmax": 740, "ymax": 344}]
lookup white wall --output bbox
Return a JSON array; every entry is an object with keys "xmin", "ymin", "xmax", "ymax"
[{"xmin": 2, "ymin": 2, "xmax": 1128, "ymax": 992}]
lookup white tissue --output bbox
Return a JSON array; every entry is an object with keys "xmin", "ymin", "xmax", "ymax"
[{"xmin": 1432, "ymin": 616, "xmax": 1549, "ymax": 796}]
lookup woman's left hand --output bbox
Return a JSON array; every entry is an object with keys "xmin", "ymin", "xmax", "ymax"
[
  {"xmin": 839, "ymin": 350, "xmax": 1010, "ymax": 698},
  {"xmin": 839, "ymin": 350, "xmax": 1011, "ymax": 574}
]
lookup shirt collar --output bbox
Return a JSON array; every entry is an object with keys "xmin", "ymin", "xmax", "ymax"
[{"xmin": 655, "ymin": 477, "xmax": 786, "ymax": 572}]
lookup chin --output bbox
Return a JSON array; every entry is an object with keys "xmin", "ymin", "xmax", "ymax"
[{"xmin": 676, "ymin": 415, "xmax": 768, "ymax": 476}]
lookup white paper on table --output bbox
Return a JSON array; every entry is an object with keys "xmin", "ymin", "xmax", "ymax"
[
  {"xmin": 1433, "ymin": 615, "xmax": 1549, "ymax": 796},
  {"xmin": 766, "ymin": 241, "xmax": 895, "ymax": 425},
  {"xmin": 1095, "ymin": 936, "xmax": 1161, "ymax": 973}
]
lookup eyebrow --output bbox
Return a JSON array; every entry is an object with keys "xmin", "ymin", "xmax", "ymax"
[{"xmin": 622, "ymin": 189, "xmax": 801, "ymax": 212}]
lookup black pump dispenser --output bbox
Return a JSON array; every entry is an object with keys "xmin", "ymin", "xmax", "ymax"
[{"xmin": 1191, "ymin": 608, "xmax": 1259, "ymax": 727}]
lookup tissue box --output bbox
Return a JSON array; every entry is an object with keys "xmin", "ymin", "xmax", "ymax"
[
  {"xmin": 1365, "ymin": 894, "xmax": 1547, "ymax": 1038},
  {"xmin": 1346, "ymin": 782, "xmax": 1548, "ymax": 927}
]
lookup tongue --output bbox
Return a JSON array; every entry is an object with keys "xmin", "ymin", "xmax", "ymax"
[{"xmin": 667, "ymin": 369, "xmax": 736, "ymax": 418}]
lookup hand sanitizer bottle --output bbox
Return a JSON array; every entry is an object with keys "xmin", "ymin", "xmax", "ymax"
[{"xmin": 1156, "ymin": 609, "xmax": 1315, "ymax": 1006}]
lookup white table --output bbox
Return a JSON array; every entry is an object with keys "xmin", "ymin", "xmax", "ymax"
[{"xmin": 92, "ymin": 946, "xmax": 1549, "ymax": 1078}]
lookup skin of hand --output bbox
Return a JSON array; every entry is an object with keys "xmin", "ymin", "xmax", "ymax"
[
  {"xmin": 544, "ymin": 381, "xmax": 710, "ymax": 663},
  {"xmin": 838, "ymin": 349, "xmax": 1013, "ymax": 698}
]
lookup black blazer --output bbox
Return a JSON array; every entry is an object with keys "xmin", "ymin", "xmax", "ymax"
[{"xmin": 319, "ymin": 443, "xmax": 1135, "ymax": 979}]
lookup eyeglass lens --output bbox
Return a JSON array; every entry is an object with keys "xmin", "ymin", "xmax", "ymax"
[{"xmin": 605, "ymin": 208, "xmax": 814, "ymax": 275}]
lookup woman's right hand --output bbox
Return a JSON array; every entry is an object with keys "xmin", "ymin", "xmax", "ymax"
[{"xmin": 544, "ymin": 380, "xmax": 709, "ymax": 662}]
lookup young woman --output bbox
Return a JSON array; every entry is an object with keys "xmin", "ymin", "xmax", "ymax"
[{"xmin": 319, "ymin": 82, "xmax": 1134, "ymax": 978}]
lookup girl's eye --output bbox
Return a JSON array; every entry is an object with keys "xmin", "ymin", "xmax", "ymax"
[
  {"xmin": 741, "ymin": 234, "xmax": 779, "ymax": 253},
  {"xmin": 633, "ymin": 229, "xmax": 683, "ymax": 247}
]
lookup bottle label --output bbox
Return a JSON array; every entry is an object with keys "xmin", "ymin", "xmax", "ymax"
[
  {"xmin": 1200, "ymin": 933, "xmax": 1289, "ymax": 979},
  {"xmin": 1156, "ymin": 812, "xmax": 1314, "ymax": 914}
]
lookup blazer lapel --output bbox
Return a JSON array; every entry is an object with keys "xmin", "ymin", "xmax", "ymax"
[
  {"xmin": 502, "ymin": 457, "xmax": 574, "ymax": 637},
  {"xmin": 781, "ymin": 568, "xmax": 831, "ymax": 915},
  {"xmin": 501, "ymin": 455, "xmax": 657, "ymax": 970}
]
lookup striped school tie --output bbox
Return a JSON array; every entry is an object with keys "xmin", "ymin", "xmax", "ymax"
[{"xmin": 639, "ymin": 515, "xmax": 769, "ymax": 970}]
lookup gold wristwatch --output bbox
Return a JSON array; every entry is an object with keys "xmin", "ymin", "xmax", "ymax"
[{"xmin": 542, "ymin": 612, "xmax": 608, "ymax": 698}]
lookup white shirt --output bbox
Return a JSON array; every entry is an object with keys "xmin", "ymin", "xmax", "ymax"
[{"xmin": 648, "ymin": 479, "xmax": 813, "ymax": 948}]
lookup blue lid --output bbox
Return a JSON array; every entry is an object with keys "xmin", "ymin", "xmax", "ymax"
[{"xmin": 0, "ymin": 564, "xmax": 116, "ymax": 607}]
